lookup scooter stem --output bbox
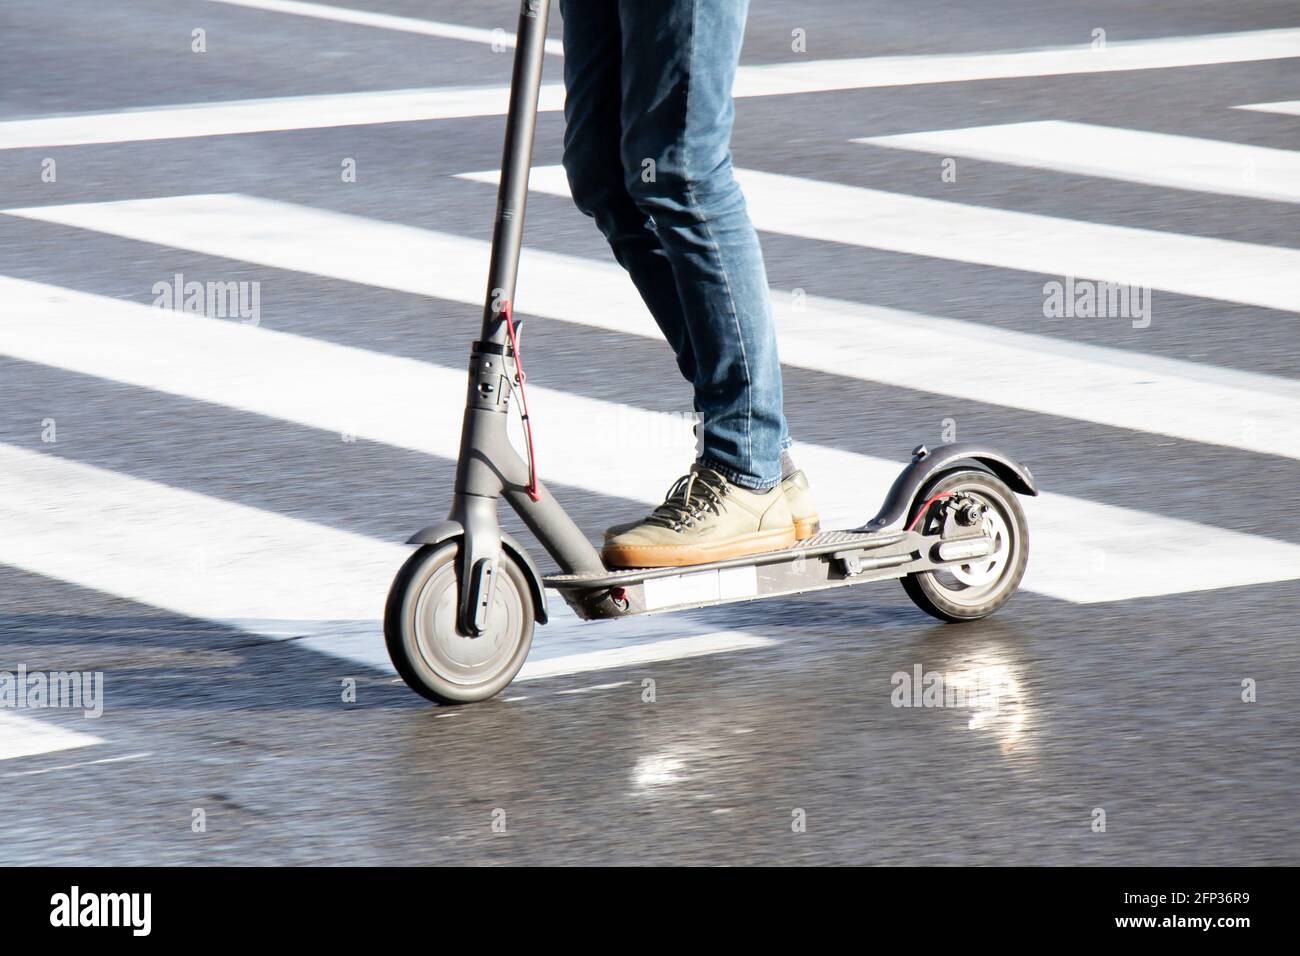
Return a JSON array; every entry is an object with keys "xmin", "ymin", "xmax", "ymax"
[
  {"xmin": 444, "ymin": 0, "xmax": 604, "ymax": 638},
  {"xmin": 480, "ymin": 0, "xmax": 551, "ymax": 345}
]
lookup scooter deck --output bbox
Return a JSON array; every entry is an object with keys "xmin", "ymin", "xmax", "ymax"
[
  {"xmin": 543, "ymin": 526, "xmax": 930, "ymax": 620},
  {"xmin": 544, "ymin": 528, "xmax": 907, "ymax": 588}
]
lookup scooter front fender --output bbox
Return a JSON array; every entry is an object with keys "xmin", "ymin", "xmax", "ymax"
[
  {"xmin": 406, "ymin": 521, "xmax": 549, "ymax": 624},
  {"xmin": 863, "ymin": 443, "xmax": 1037, "ymax": 533}
]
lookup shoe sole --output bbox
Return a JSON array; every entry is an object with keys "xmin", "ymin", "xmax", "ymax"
[
  {"xmin": 794, "ymin": 516, "xmax": 820, "ymax": 540},
  {"xmin": 607, "ymin": 515, "xmax": 820, "ymax": 544},
  {"xmin": 602, "ymin": 526, "xmax": 797, "ymax": 568}
]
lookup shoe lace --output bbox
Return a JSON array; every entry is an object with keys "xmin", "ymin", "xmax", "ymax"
[{"xmin": 644, "ymin": 468, "xmax": 731, "ymax": 531}]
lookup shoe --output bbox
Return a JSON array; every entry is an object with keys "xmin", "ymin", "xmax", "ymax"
[
  {"xmin": 604, "ymin": 468, "xmax": 819, "ymax": 542},
  {"xmin": 601, "ymin": 464, "xmax": 796, "ymax": 568},
  {"xmin": 781, "ymin": 470, "xmax": 820, "ymax": 539}
]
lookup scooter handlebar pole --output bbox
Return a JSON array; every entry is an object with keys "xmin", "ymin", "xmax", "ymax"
[{"xmin": 480, "ymin": 0, "xmax": 552, "ymax": 344}]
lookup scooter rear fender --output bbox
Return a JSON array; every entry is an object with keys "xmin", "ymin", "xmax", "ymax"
[{"xmin": 863, "ymin": 443, "xmax": 1037, "ymax": 533}]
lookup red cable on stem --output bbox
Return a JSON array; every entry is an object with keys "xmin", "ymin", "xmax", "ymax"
[{"xmin": 500, "ymin": 300, "xmax": 540, "ymax": 501}]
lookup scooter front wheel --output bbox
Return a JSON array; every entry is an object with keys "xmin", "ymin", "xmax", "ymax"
[
  {"xmin": 901, "ymin": 469, "xmax": 1028, "ymax": 622},
  {"xmin": 385, "ymin": 542, "xmax": 535, "ymax": 704}
]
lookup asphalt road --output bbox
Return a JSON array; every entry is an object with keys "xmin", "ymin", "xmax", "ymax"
[{"xmin": 0, "ymin": 0, "xmax": 1297, "ymax": 865}]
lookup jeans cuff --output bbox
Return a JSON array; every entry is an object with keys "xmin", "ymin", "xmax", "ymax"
[{"xmin": 697, "ymin": 455, "xmax": 781, "ymax": 491}]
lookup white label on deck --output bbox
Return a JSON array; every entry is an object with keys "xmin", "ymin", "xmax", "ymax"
[{"xmin": 643, "ymin": 565, "xmax": 759, "ymax": 611}]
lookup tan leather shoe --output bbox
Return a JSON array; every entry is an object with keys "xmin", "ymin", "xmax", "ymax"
[
  {"xmin": 602, "ymin": 465, "xmax": 796, "ymax": 568},
  {"xmin": 781, "ymin": 470, "xmax": 820, "ymax": 539},
  {"xmin": 604, "ymin": 468, "xmax": 819, "ymax": 543}
]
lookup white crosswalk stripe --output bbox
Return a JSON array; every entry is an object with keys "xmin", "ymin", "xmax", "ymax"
[
  {"xmin": 856, "ymin": 121, "xmax": 1300, "ymax": 204},
  {"xmin": 1234, "ymin": 100, "xmax": 1300, "ymax": 118},
  {"xmin": 0, "ymin": 712, "xmax": 103, "ymax": 763},
  {"xmin": 10, "ymin": 192, "xmax": 1296, "ymax": 459},
  {"xmin": 0, "ymin": 86, "xmax": 544, "ymax": 151},
  {"xmin": 730, "ymin": 27, "xmax": 1300, "ymax": 97},
  {"xmin": 5, "ymin": 276, "xmax": 1300, "ymax": 605},
  {"xmin": 3, "ymin": 28, "xmax": 1298, "ymax": 150},
  {"xmin": 469, "ymin": 164, "xmax": 1300, "ymax": 315},
  {"xmin": 202, "ymin": 0, "xmax": 567, "ymax": 54},
  {"xmin": 0, "ymin": 440, "xmax": 774, "ymax": 681}
]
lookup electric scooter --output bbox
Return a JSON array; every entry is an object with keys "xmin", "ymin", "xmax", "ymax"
[{"xmin": 384, "ymin": 0, "xmax": 1037, "ymax": 704}]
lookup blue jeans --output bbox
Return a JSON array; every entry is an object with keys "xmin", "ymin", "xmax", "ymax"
[{"xmin": 558, "ymin": 0, "xmax": 790, "ymax": 489}]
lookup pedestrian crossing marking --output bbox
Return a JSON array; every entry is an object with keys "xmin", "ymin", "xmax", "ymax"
[
  {"xmin": 731, "ymin": 27, "xmax": 1300, "ymax": 98},
  {"xmin": 0, "ymin": 86, "xmax": 546, "ymax": 152},
  {"xmin": 485, "ymin": 164, "xmax": 1300, "ymax": 315},
  {"xmin": 5, "ymin": 276, "xmax": 1300, "ymax": 604},
  {"xmin": 3, "ymin": 28, "xmax": 1298, "ymax": 150},
  {"xmin": 1234, "ymin": 100, "xmax": 1300, "ymax": 118},
  {"xmin": 7, "ymin": 192, "xmax": 1296, "ymax": 459},
  {"xmin": 0, "ymin": 440, "xmax": 775, "ymax": 682},
  {"xmin": 203, "ymin": 0, "xmax": 566, "ymax": 54},
  {"xmin": 0, "ymin": 712, "xmax": 103, "ymax": 763},
  {"xmin": 857, "ymin": 121, "xmax": 1300, "ymax": 204}
]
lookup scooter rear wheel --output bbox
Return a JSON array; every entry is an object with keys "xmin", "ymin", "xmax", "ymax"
[
  {"xmin": 385, "ymin": 542, "xmax": 535, "ymax": 704},
  {"xmin": 901, "ymin": 469, "xmax": 1028, "ymax": 622}
]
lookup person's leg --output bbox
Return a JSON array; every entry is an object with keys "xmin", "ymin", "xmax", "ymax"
[
  {"xmin": 616, "ymin": 0, "xmax": 789, "ymax": 490},
  {"xmin": 557, "ymin": 0, "xmax": 698, "ymax": 388}
]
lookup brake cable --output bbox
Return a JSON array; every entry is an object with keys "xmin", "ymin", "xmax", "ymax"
[
  {"xmin": 906, "ymin": 492, "xmax": 953, "ymax": 532},
  {"xmin": 500, "ymin": 300, "xmax": 540, "ymax": 502}
]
